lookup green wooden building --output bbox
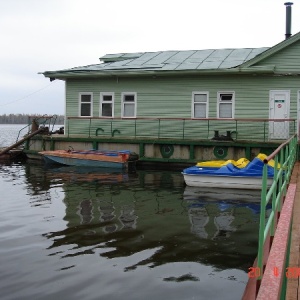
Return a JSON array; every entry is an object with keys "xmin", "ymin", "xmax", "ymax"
[{"xmin": 27, "ymin": 31, "xmax": 300, "ymax": 165}]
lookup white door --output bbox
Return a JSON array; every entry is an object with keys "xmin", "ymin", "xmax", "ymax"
[{"xmin": 269, "ymin": 90, "xmax": 290, "ymax": 139}]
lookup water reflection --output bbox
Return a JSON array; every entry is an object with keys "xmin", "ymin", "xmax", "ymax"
[
  {"xmin": 22, "ymin": 162, "xmax": 261, "ymax": 273},
  {"xmin": 184, "ymin": 186, "xmax": 270, "ymax": 243}
]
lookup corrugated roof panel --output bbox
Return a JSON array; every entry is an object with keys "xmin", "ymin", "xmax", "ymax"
[
  {"xmin": 100, "ymin": 52, "xmax": 143, "ymax": 62},
  {"xmin": 175, "ymin": 62, "xmax": 203, "ymax": 70},
  {"xmin": 122, "ymin": 53, "xmax": 144, "ymax": 59},
  {"xmin": 226, "ymin": 48, "xmax": 252, "ymax": 60},
  {"xmin": 246, "ymin": 48, "xmax": 268, "ymax": 60},
  {"xmin": 197, "ymin": 60, "xmax": 223, "ymax": 69},
  {"xmin": 46, "ymin": 47, "xmax": 271, "ymax": 74},
  {"xmin": 205, "ymin": 49, "xmax": 233, "ymax": 61},
  {"xmin": 145, "ymin": 51, "xmax": 178, "ymax": 65},
  {"xmin": 219, "ymin": 60, "xmax": 245, "ymax": 68},
  {"xmin": 160, "ymin": 63, "xmax": 182, "ymax": 70},
  {"xmin": 106, "ymin": 59, "xmax": 135, "ymax": 67},
  {"xmin": 125, "ymin": 52, "xmax": 161, "ymax": 66},
  {"xmin": 101, "ymin": 53, "xmax": 123, "ymax": 60},
  {"xmin": 164, "ymin": 50, "xmax": 196, "ymax": 63},
  {"xmin": 184, "ymin": 49, "xmax": 214, "ymax": 63}
]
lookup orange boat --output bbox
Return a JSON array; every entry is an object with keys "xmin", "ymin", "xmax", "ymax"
[{"xmin": 39, "ymin": 149, "xmax": 138, "ymax": 169}]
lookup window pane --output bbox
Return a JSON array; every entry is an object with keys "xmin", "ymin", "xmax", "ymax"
[
  {"xmin": 220, "ymin": 94, "xmax": 233, "ymax": 101},
  {"xmin": 124, "ymin": 95, "xmax": 135, "ymax": 102},
  {"xmin": 81, "ymin": 103, "xmax": 91, "ymax": 116},
  {"xmin": 103, "ymin": 95, "xmax": 112, "ymax": 102},
  {"xmin": 219, "ymin": 103, "xmax": 232, "ymax": 118},
  {"xmin": 194, "ymin": 103, "xmax": 206, "ymax": 118},
  {"xmin": 194, "ymin": 94, "xmax": 207, "ymax": 102},
  {"xmin": 81, "ymin": 94, "xmax": 91, "ymax": 102},
  {"xmin": 124, "ymin": 103, "xmax": 135, "ymax": 117},
  {"xmin": 102, "ymin": 103, "xmax": 112, "ymax": 117}
]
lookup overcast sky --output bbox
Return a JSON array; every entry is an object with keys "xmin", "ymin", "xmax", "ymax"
[{"xmin": 0, "ymin": 0, "xmax": 299, "ymax": 116}]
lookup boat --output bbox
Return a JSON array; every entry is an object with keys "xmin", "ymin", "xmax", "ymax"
[
  {"xmin": 39, "ymin": 149, "xmax": 139, "ymax": 169},
  {"xmin": 196, "ymin": 157, "xmax": 250, "ymax": 169},
  {"xmin": 182, "ymin": 155, "xmax": 276, "ymax": 190},
  {"xmin": 196, "ymin": 153, "xmax": 278, "ymax": 169}
]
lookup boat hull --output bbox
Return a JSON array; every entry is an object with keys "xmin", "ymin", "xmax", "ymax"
[
  {"xmin": 39, "ymin": 150, "xmax": 138, "ymax": 169},
  {"xmin": 182, "ymin": 173, "xmax": 272, "ymax": 190}
]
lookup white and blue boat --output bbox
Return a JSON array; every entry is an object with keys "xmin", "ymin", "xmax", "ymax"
[{"xmin": 182, "ymin": 156, "xmax": 275, "ymax": 190}]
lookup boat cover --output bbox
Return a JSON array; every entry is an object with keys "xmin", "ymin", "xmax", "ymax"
[{"xmin": 183, "ymin": 157, "xmax": 275, "ymax": 178}]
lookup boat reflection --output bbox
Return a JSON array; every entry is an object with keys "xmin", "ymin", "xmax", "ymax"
[
  {"xmin": 184, "ymin": 186, "xmax": 271, "ymax": 241},
  {"xmin": 184, "ymin": 186, "xmax": 262, "ymax": 203},
  {"xmin": 45, "ymin": 165, "xmax": 134, "ymax": 184}
]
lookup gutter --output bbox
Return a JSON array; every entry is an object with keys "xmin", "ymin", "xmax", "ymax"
[{"xmin": 42, "ymin": 65, "xmax": 276, "ymax": 80}]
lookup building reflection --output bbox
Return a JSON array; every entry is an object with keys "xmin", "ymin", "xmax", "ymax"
[
  {"xmin": 213, "ymin": 210, "xmax": 236, "ymax": 240},
  {"xmin": 188, "ymin": 207, "xmax": 209, "ymax": 239},
  {"xmin": 78, "ymin": 199, "xmax": 93, "ymax": 225},
  {"xmin": 23, "ymin": 163, "xmax": 263, "ymax": 271}
]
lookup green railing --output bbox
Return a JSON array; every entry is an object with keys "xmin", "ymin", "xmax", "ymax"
[
  {"xmin": 15, "ymin": 114, "xmax": 58, "ymax": 143},
  {"xmin": 256, "ymin": 134, "xmax": 298, "ymax": 287},
  {"xmin": 66, "ymin": 117, "xmax": 297, "ymax": 142}
]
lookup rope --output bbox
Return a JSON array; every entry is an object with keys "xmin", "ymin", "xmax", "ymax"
[{"xmin": 0, "ymin": 82, "xmax": 54, "ymax": 107}]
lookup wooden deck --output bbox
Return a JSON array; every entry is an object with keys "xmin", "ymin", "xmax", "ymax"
[{"xmin": 286, "ymin": 161, "xmax": 300, "ymax": 299}]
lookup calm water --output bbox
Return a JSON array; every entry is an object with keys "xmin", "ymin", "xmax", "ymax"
[{"xmin": 0, "ymin": 125, "xmax": 261, "ymax": 300}]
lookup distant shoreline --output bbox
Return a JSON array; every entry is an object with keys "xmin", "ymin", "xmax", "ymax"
[{"xmin": 0, "ymin": 114, "xmax": 64, "ymax": 125}]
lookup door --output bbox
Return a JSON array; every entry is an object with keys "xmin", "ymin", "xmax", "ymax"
[{"xmin": 269, "ymin": 90, "xmax": 290, "ymax": 139}]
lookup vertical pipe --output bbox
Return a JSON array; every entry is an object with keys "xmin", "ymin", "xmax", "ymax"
[{"xmin": 284, "ymin": 2, "xmax": 293, "ymax": 39}]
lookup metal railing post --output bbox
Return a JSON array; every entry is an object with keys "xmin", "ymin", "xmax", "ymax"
[
  {"xmin": 158, "ymin": 119, "xmax": 160, "ymax": 139},
  {"xmin": 88, "ymin": 118, "xmax": 91, "ymax": 138},
  {"xmin": 257, "ymin": 162, "xmax": 268, "ymax": 280}
]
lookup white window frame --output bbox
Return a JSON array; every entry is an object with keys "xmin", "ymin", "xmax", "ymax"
[
  {"xmin": 121, "ymin": 92, "xmax": 137, "ymax": 118},
  {"xmin": 79, "ymin": 92, "xmax": 93, "ymax": 117},
  {"xmin": 217, "ymin": 91, "xmax": 235, "ymax": 119},
  {"xmin": 191, "ymin": 91, "xmax": 209, "ymax": 118},
  {"xmin": 100, "ymin": 92, "xmax": 114, "ymax": 118}
]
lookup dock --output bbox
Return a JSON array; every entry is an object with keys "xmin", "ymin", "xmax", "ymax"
[
  {"xmin": 286, "ymin": 161, "xmax": 300, "ymax": 299},
  {"xmin": 0, "ymin": 127, "xmax": 45, "ymax": 161}
]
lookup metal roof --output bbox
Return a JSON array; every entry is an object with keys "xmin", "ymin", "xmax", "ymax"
[{"xmin": 59, "ymin": 48, "xmax": 269, "ymax": 73}]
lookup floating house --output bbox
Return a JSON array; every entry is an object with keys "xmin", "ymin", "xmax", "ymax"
[{"xmin": 24, "ymin": 3, "xmax": 300, "ymax": 165}]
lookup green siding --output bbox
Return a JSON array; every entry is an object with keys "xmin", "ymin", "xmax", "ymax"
[
  {"xmin": 253, "ymin": 40, "xmax": 300, "ymax": 73},
  {"xmin": 65, "ymin": 75, "xmax": 299, "ymax": 120}
]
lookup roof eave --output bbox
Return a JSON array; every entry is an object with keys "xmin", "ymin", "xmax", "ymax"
[
  {"xmin": 240, "ymin": 31, "xmax": 300, "ymax": 68},
  {"xmin": 43, "ymin": 66, "xmax": 275, "ymax": 80}
]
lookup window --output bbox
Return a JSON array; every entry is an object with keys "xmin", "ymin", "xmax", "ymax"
[
  {"xmin": 192, "ymin": 92, "xmax": 209, "ymax": 118},
  {"xmin": 100, "ymin": 92, "xmax": 114, "ymax": 117},
  {"xmin": 79, "ymin": 93, "xmax": 93, "ymax": 117},
  {"xmin": 122, "ymin": 92, "xmax": 137, "ymax": 118},
  {"xmin": 217, "ymin": 92, "xmax": 234, "ymax": 118}
]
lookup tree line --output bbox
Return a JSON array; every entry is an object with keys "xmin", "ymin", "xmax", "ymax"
[{"xmin": 0, "ymin": 114, "xmax": 64, "ymax": 125}]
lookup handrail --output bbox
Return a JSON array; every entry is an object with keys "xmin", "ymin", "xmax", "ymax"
[
  {"xmin": 65, "ymin": 117, "xmax": 297, "ymax": 142},
  {"xmin": 255, "ymin": 133, "xmax": 298, "ymax": 295},
  {"xmin": 67, "ymin": 116, "xmax": 296, "ymax": 122},
  {"xmin": 263, "ymin": 135, "xmax": 296, "ymax": 162},
  {"xmin": 15, "ymin": 115, "xmax": 58, "ymax": 144}
]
